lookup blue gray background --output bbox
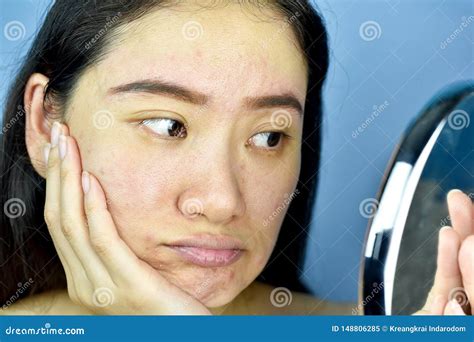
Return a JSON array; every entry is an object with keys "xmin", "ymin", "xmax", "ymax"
[{"xmin": 0, "ymin": 0, "xmax": 472, "ymax": 302}]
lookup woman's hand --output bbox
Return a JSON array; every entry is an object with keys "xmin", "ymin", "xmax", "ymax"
[
  {"xmin": 43, "ymin": 121, "xmax": 211, "ymax": 315},
  {"xmin": 414, "ymin": 189, "xmax": 473, "ymax": 315}
]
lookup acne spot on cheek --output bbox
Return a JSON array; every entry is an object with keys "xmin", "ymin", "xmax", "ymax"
[
  {"xmin": 144, "ymin": 232, "xmax": 153, "ymax": 243},
  {"xmin": 98, "ymin": 167, "xmax": 106, "ymax": 177}
]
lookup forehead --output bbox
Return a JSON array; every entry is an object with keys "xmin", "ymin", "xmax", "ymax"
[{"xmin": 84, "ymin": 3, "xmax": 308, "ymax": 104}]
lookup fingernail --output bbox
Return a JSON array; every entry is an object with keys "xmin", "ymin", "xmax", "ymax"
[
  {"xmin": 43, "ymin": 143, "xmax": 51, "ymax": 165},
  {"xmin": 447, "ymin": 189, "xmax": 463, "ymax": 198},
  {"xmin": 440, "ymin": 226, "xmax": 452, "ymax": 232},
  {"xmin": 59, "ymin": 135, "xmax": 67, "ymax": 160},
  {"xmin": 449, "ymin": 299, "xmax": 465, "ymax": 315},
  {"xmin": 51, "ymin": 121, "xmax": 60, "ymax": 147},
  {"xmin": 82, "ymin": 171, "xmax": 90, "ymax": 194}
]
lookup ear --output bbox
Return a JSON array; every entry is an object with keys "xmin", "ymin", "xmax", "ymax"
[{"xmin": 24, "ymin": 73, "xmax": 54, "ymax": 179}]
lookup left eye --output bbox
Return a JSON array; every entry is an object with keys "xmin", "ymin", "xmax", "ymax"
[
  {"xmin": 248, "ymin": 132, "xmax": 284, "ymax": 149},
  {"xmin": 140, "ymin": 118, "xmax": 187, "ymax": 138}
]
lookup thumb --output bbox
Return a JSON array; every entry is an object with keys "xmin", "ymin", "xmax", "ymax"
[{"xmin": 443, "ymin": 299, "xmax": 466, "ymax": 315}]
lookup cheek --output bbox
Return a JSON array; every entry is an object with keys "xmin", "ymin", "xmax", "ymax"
[
  {"xmin": 246, "ymin": 168, "xmax": 298, "ymax": 232},
  {"xmin": 73, "ymin": 125, "xmax": 298, "ymax": 301},
  {"xmin": 74, "ymin": 134, "xmax": 176, "ymax": 236},
  {"xmin": 242, "ymin": 167, "xmax": 300, "ymax": 267}
]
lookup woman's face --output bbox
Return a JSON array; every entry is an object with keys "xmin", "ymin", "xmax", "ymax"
[{"xmin": 59, "ymin": 3, "xmax": 307, "ymax": 307}]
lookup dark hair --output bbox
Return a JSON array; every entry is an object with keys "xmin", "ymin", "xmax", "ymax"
[{"xmin": 0, "ymin": 0, "xmax": 329, "ymax": 304}]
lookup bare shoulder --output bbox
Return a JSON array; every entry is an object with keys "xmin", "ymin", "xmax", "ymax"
[
  {"xmin": 236, "ymin": 281, "xmax": 356, "ymax": 315},
  {"xmin": 0, "ymin": 290, "xmax": 91, "ymax": 315}
]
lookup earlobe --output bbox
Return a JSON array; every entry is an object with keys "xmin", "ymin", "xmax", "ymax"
[{"xmin": 24, "ymin": 73, "xmax": 52, "ymax": 179}]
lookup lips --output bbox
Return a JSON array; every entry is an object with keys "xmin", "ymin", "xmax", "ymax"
[{"xmin": 165, "ymin": 234, "xmax": 245, "ymax": 267}]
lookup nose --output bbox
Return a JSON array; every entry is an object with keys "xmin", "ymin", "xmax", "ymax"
[{"xmin": 178, "ymin": 154, "xmax": 246, "ymax": 225}]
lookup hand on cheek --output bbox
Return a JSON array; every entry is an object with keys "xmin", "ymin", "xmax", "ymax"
[{"xmin": 43, "ymin": 121, "xmax": 211, "ymax": 315}]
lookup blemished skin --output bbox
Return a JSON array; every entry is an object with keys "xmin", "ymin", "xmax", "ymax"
[
  {"xmin": 7, "ymin": 3, "xmax": 472, "ymax": 315},
  {"xmin": 60, "ymin": 5, "xmax": 305, "ymax": 309},
  {"xmin": 24, "ymin": 3, "xmax": 306, "ymax": 314}
]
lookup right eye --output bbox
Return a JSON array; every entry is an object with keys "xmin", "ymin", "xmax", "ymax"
[{"xmin": 140, "ymin": 118, "xmax": 187, "ymax": 138}]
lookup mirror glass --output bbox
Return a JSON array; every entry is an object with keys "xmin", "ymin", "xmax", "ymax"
[
  {"xmin": 361, "ymin": 84, "xmax": 473, "ymax": 315},
  {"xmin": 393, "ymin": 96, "xmax": 473, "ymax": 314}
]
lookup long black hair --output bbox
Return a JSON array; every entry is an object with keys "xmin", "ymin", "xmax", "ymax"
[{"xmin": 0, "ymin": 0, "xmax": 329, "ymax": 305}]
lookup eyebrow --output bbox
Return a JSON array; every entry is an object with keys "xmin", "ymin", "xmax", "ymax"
[
  {"xmin": 108, "ymin": 79, "xmax": 208, "ymax": 105},
  {"xmin": 244, "ymin": 94, "xmax": 303, "ymax": 115},
  {"xmin": 107, "ymin": 79, "xmax": 303, "ymax": 115}
]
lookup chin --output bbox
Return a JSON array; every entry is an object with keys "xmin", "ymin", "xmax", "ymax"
[
  {"xmin": 199, "ymin": 285, "xmax": 242, "ymax": 308},
  {"xmin": 187, "ymin": 276, "xmax": 244, "ymax": 307},
  {"xmin": 161, "ymin": 266, "xmax": 247, "ymax": 308}
]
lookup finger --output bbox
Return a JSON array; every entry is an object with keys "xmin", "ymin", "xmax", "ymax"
[
  {"xmin": 443, "ymin": 299, "xmax": 466, "ymax": 315},
  {"xmin": 59, "ymin": 133, "xmax": 112, "ymax": 286},
  {"xmin": 447, "ymin": 189, "xmax": 473, "ymax": 240},
  {"xmin": 54, "ymin": 241, "xmax": 78, "ymax": 301},
  {"xmin": 459, "ymin": 235, "xmax": 474, "ymax": 314},
  {"xmin": 44, "ymin": 142, "xmax": 76, "ymax": 296},
  {"xmin": 44, "ymin": 122, "xmax": 89, "ymax": 290},
  {"xmin": 424, "ymin": 226, "xmax": 462, "ymax": 314},
  {"xmin": 412, "ymin": 308, "xmax": 430, "ymax": 315},
  {"xmin": 82, "ymin": 172, "xmax": 187, "ymax": 296},
  {"xmin": 59, "ymin": 121, "xmax": 70, "ymax": 136},
  {"xmin": 82, "ymin": 171, "xmax": 146, "ymax": 284},
  {"xmin": 81, "ymin": 171, "xmax": 207, "ymax": 315},
  {"xmin": 44, "ymin": 137, "xmax": 78, "ymax": 302}
]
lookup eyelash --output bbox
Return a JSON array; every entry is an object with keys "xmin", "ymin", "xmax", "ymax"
[{"xmin": 139, "ymin": 118, "xmax": 291, "ymax": 152}]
